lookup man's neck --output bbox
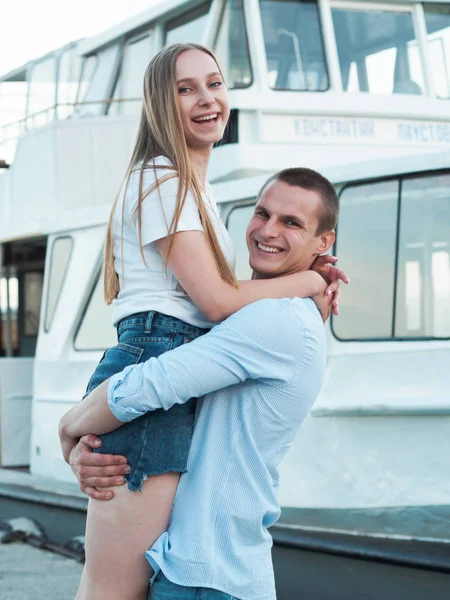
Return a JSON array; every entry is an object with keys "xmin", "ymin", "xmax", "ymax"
[{"xmin": 251, "ymin": 266, "xmax": 311, "ymax": 280}]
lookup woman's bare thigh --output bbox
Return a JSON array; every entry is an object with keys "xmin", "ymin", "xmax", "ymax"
[{"xmin": 78, "ymin": 472, "xmax": 179, "ymax": 600}]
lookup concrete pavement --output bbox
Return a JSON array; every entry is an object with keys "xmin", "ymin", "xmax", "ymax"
[{"xmin": 0, "ymin": 542, "xmax": 83, "ymax": 600}]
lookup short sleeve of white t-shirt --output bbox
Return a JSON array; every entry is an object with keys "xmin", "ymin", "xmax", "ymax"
[
  {"xmin": 111, "ymin": 156, "xmax": 236, "ymax": 329},
  {"xmin": 133, "ymin": 164, "xmax": 204, "ymax": 245}
]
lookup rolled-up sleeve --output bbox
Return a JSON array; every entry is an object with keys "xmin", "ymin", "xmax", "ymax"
[{"xmin": 108, "ymin": 300, "xmax": 299, "ymax": 422}]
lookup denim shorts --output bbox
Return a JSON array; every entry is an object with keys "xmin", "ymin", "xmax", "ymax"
[
  {"xmin": 83, "ymin": 311, "xmax": 209, "ymax": 491},
  {"xmin": 149, "ymin": 572, "xmax": 240, "ymax": 600}
]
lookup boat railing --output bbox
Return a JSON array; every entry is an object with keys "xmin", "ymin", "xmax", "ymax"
[{"xmin": 0, "ymin": 97, "xmax": 142, "ymax": 164}]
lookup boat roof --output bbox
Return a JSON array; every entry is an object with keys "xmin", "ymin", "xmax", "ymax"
[
  {"xmin": 78, "ymin": 0, "xmax": 205, "ymax": 56},
  {"xmin": 213, "ymin": 149, "xmax": 450, "ymax": 203},
  {"xmin": 0, "ymin": 0, "xmax": 202, "ymax": 80},
  {"xmin": 0, "ymin": 42, "xmax": 78, "ymax": 82},
  {"xmin": 1, "ymin": 0, "xmax": 449, "ymax": 77}
]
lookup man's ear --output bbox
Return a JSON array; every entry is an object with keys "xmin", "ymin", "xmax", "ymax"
[{"xmin": 316, "ymin": 230, "xmax": 335, "ymax": 255}]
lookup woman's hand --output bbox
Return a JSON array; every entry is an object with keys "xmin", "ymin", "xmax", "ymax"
[
  {"xmin": 311, "ymin": 255, "xmax": 347, "ymax": 316},
  {"xmin": 312, "ymin": 255, "xmax": 349, "ymax": 287},
  {"xmin": 311, "ymin": 279, "xmax": 341, "ymax": 322}
]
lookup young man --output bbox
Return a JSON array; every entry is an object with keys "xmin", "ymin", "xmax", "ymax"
[{"xmin": 60, "ymin": 167, "xmax": 345, "ymax": 600}]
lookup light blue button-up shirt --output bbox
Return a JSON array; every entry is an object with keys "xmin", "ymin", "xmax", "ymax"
[{"xmin": 108, "ymin": 297, "xmax": 326, "ymax": 600}]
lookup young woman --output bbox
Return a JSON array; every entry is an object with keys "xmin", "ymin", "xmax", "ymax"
[{"xmin": 71, "ymin": 43, "xmax": 342, "ymax": 600}]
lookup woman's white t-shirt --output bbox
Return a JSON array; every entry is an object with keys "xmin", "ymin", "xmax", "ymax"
[{"xmin": 111, "ymin": 156, "xmax": 236, "ymax": 328}]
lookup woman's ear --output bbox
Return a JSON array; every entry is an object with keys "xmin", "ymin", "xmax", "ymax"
[{"xmin": 317, "ymin": 230, "xmax": 336, "ymax": 255}]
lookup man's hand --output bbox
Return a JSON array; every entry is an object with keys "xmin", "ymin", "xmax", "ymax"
[
  {"xmin": 69, "ymin": 435, "xmax": 130, "ymax": 501},
  {"xmin": 59, "ymin": 415, "xmax": 80, "ymax": 464}
]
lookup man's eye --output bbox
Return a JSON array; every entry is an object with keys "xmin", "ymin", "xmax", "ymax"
[
  {"xmin": 256, "ymin": 211, "xmax": 268, "ymax": 219},
  {"xmin": 286, "ymin": 220, "xmax": 299, "ymax": 227}
]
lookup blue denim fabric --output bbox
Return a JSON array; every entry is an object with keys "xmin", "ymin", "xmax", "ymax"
[
  {"xmin": 149, "ymin": 572, "xmax": 239, "ymax": 600},
  {"xmin": 83, "ymin": 311, "xmax": 208, "ymax": 491}
]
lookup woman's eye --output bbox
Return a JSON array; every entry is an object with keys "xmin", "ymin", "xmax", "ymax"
[
  {"xmin": 210, "ymin": 81, "xmax": 222, "ymax": 88},
  {"xmin": 178, "ymin": 87, "xmax": 191, "ymax": 94}
]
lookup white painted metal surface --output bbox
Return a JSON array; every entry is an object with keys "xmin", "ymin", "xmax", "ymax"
[{"xmin": 0, "ymin": 359, "xmax": 33, "ymax": 466}]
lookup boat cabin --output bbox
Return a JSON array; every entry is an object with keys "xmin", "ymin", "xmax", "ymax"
[{"xmin": 0, "ymin": 0, "xmax": 449, "ymax": 516}]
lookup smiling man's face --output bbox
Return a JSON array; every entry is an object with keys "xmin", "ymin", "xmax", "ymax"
[{"xmin": 246, "ymin": 179, "xmax": 335, "ymax": 279}]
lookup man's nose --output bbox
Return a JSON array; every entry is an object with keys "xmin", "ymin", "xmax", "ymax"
[{"xmin": 260, "ymin": 219, "xmax": 279, "ymax": 239}]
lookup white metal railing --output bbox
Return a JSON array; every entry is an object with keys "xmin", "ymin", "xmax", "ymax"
[{"xmin": 0, "ymin": 97, "xmax": 142, "ymax": 163}]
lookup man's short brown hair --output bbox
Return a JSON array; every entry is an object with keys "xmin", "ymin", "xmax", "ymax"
[{"xmin": 258, "ymin": 168, "xmax": 339, "ymax": 235}]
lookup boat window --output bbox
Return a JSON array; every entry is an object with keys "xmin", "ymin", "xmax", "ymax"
[
  {"xmin": 331, "ymin": 6, "xmax": 424, "ymax": 95},
  {"xmin": 333, "ymin": 180, "xmax": 398, "ymax": 340},
  {"xmin": 27, "ymin": 56, "xmax": 57, "ymax": 128},
  {"xmin": 57, "ymin": 47, "xmax": 83, "ymax": 120},
  {"xmin": 0, "ymin": 75, "xmax": 27, "ymax": 163},
  {"xmin": 226, "ymin": 203, "xmax": 255, "ymax": 279},
  {"xmin": 214, "ymin": 0, "xmax": 252, "ymax": 88},
  {"xmin": 74, "ymin": 271, "xmax": 116, "ymax": 351},
  {"xmin": 0, "ymin": 275, "xmax": 19, "ymax": 356},
  {"xmin": 0, "ymin": 238, "xmax": 46, "ymax": 356},
  {"xmin": 44, "ymin": 236, "xmax": 73, "ymax": 332},
  {"xmin": 76, "ymin": 55, "xmax": 97, "ymax": 105},
  {"xmin": 110, "ymin": 34, "xmax": 153, "ymax": 116},
  {"xmin": 395, "ymin": 173, "xmax": 450, "ymax": 338},
  {"xmin": 165, "ymin": 2, "xmax": 211, "ymax": 45},
  {"xmin": 23, "ymin": 272, "xmax": 43, "ymax": 337},
  {"xmin": 259, "ymin": 0, "xmax": 329, "ymax": 91},
  {"xmin": 0, "ymin": 78, "xmax": 27, "ymax": 129},
  {"xmin": 423, "ymin": 4, "xmax": 450, "ymax": 99},
  {"xmin": 77, "ymin": 45, "xmax": 120, "ymax": 116}
]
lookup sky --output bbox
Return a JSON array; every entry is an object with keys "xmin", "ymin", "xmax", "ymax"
[{"xmin": 0, "ymin": 0, "xmax": 160, "ymax": 76}]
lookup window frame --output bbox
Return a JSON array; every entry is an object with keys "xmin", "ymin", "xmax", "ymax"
[
  {"xmin": 73, "ymin": 266, "xmax": 101, "ymax": 352},
  {"xmin": 329, "ymin": 0, "xmax": 430, "ymax": 96},
  {"xmin": 164, "ymin": 1, "xmax": 212, "ymax": 45},
  {"xmin": 224, "ymin": 198, "xmax": 257, "ymax": 279},
  {"xmin": 73, "ymin": 264, "xmax": 116, "ymax": 352},
  {"xmin": 56, "ymin": 44, "xmax": 83, "ymax": 114},
  {"xmin": 331, "ymin": 168, "xmax": 450, "ymax": 342},
  {"xmin": 259, "ymin": 0, "xmax": 330, "ymax": 92},
  {"xmin": 43, "ymin": 235, "xmax": 73, "ymax": 333},
  {"xmin": 25, "ymin": 54, "xmax": 58, "ymax": 125},
  {"xmin": 76, "ymin": 43, "xmax": 122, "ymax": 116},
  {"xmin": 75, "ymin": 54, "xmax": 99, "ymax": 105},
  {"xmin": 23, "ymin": 271, "xmax": 44, "ymax": 338},
  {"xmin": 223, "ymin": 197, "xmax": 256, "ymax": 225},
  {"xmin": 109, "ymin": 30, "xmax": 154, "ymax": 116},
  {"xmin": 213, "ymin": 0, "xmax": 254, "ymax": 89}
]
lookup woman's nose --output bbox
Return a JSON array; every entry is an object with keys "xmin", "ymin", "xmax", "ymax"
[{"xmin": 198, "ymin": 87, "xmax": 215, "ymax": 105}]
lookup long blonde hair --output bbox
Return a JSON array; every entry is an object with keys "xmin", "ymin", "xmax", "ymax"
[{"xmin": 104, "ymin": 43, "xmax": 238, "ymax": 304}]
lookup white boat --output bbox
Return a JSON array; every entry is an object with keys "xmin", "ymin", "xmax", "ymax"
[{"xmin": 0, "ymin": 0, "xmax": 449, "ymax": 545}]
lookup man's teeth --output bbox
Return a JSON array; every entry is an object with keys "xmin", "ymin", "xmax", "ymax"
[
  {"xmin": 194, "ymin": 114, "xmax": 218, "ymax": 122},
  {"xmin": 258, "ymin": 242, "xmax": 281, "ymax": 253}
]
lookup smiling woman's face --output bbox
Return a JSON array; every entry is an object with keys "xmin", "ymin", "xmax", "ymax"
[{"xmin": 175, "ymin": 49, "xmax": 230, "ymax": 150}]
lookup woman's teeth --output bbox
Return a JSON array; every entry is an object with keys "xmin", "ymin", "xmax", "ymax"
[
  {"xmin": 258, "ymin": 242, "xmax": 281, "ymax": 253},
  {"xmin": 194, "ymin": 114, "xmax": 218, "ymax": 122}
]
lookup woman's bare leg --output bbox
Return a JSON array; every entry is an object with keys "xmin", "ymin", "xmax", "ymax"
[
  {"xmin": 76, "ymin": 472, "xmax": 179, "ymax": 600},
  {"xmin": 75, "ymin": 567, "xmax": 86, "ymax": 600}
]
